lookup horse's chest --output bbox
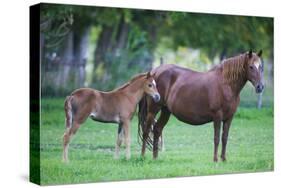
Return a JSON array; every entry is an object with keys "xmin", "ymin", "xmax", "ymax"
[{"xmin": 221, "ymin": 97, "xmax": 239, "ymax": 119}]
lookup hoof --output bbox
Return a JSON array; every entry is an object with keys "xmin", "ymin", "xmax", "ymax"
[{"xmin": 220, "ymin": 155, "xmax": 227, "ymax": 162}]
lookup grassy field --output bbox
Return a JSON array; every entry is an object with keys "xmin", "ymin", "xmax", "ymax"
[{"xmin": 38, "ymin": 98, "xmax": 273, "ymax": 185}]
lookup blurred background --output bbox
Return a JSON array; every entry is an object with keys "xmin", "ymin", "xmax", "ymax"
[{"xmin": 39, "ymin": 3, "xmax": 273, "ymax": 108}]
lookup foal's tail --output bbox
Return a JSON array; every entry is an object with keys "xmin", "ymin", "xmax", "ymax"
[
  {"xmin": 138, "ymin": 95, "xmax": 153, "ymax": 150},
  {"xmin": 64, "ymin": 95, "xmax": 73, "ymax": 129}
]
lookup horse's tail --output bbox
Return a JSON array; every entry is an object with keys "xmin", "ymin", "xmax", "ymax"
[
  {"xmin": 64, "ymin": 95, "xmax": 73, "ymax": 129},
  {"xmin": 138, "ymin": 95, "xmax": 153, "ymax": 150}
]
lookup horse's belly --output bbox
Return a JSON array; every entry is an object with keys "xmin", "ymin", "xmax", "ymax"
[
  {"xmin": 89, "ymin": 111, "xmax": 120, "ymax": 124},
  {"xmin": 172, "ymin": 111, "xmax": 213, "ymax": 125}
]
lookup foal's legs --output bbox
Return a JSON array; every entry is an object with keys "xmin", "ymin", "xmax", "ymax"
[
  {"xmin": 153, "ymin": 107, "xmax": 170, "ymax": 159},
  {"xmin": 114, "ymin": 123, "xmax": 124, "ymax": 159},
  {"xmin": 123, "ymin": 120, "xmax": 131, "ymax": 160},
  {"xmin": 213, "ymin": 120, "xmax": 222, "ymax": 162},
  {"xmin": 221, "ymin": 117, "xmax": 233, "ymax": 161},
  {"xmin": 63, "ymin": 121, "xmax": 81, "ymax": 162}
]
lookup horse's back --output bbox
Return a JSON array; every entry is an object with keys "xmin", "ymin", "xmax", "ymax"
[{"xmin": 152, "ymin": 64, "xmax": 197, "ymax": 77}]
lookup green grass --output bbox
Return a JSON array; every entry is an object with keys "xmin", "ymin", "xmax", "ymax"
[{"xmin": 37, "ymin": 98, "xmax": 273, "ymax": 185}]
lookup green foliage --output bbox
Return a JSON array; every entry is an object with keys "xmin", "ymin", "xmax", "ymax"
[
  {"xmin": 91, "ymin": 18, "xmax": 154, "ymax": 91},
  {"xmin": 38, "ymin": 98, "xmax": 273, "ymax": 185},
  {"xmin": 160, "ymin": 12, "xmax": 273, "ymax": 59},
  {"xmin": 100, "ymin": 51, "xmax": 145, "ymax": 91},
  {"xmin": 40, "ymin": 4, "xmax": 74, "ymax": 50},
  {"xmin": 40, "ymin": 4, "xmax": 273, "ymax": 96}
]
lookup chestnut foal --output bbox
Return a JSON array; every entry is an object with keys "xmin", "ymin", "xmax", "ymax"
[{"xmin": 63, "ymin": 72, "xmax": 160, "ymax": 162}]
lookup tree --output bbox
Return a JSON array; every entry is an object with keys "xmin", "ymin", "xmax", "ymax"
[
  {"xmin": 92, "ymin": 9, "xmax": 162, "ymax": 90},
  {"xmin": 39, "ymin": 4, "xmax": 273, "ymax": 98}
]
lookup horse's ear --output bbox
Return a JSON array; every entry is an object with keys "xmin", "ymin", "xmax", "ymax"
[
  {"xmin": 146, "ymin": 71, "xmax": 151, "ymax": 78},
  {"xmin": 248, "ymin": 50, "xmax": 253, "ymax": 58},
  {"xmin": 257, "ymin": 50, "xmax": 263, "ymax": 57}
]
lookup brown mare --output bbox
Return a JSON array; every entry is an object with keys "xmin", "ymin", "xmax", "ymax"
[
  {"xmin": 63, "ymin": 72, "xmax": 160, "ymax": 162},
  {"xmin": 138, "ymin": 50, "xmax": 264, "ymax": 162}
]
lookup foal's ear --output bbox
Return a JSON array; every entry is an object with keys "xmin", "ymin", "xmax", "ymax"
[
  {"xmin": 257, "ymin": 50, "xmax": 263, "ymax": 57},
  {"xmin": 248, "ymin": 50, "xmax": 253, "ymax": 58}
]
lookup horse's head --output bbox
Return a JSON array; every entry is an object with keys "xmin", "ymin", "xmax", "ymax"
[
  {"xmin": 245, "ymin": 50, "xmax": 264, "ymax": 93},
  {"xmin": 143, "ymin": 72, "xmax": 160, "ymax": 102}
]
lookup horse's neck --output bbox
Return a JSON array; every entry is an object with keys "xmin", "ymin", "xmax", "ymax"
[
  {"xmin": 223, "ymin": 71, "xmax": 247, "ymax": 96},
  {"xmin": 230, "ymin": 79, "xmax": 247, "ymax": 96},
  {"xmin": 122, "ymin": 78, "xmax": 145, "ymax": 104}
]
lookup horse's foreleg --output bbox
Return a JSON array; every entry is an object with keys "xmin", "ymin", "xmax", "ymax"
[
  {"xmin": 153, "ymin": 107, "xmax": 170, "ymax": 159},
  {"xmin": 221, "ymin": 118, "xmax": 233, "ymax": 161},
  {"xmin": 62, "ymin": 121, "xmax": 81, "ymax": 162},
  {"xmin": 123, "ymin": 120, "xmax": 131, "ymax": 160},
  {"xmin": 114, "ymin": 123, "xmax": 123, "ymax": 159},
  {"xmin": 213, "ymin": 120, "xmax": 222, "ymax": 162}
]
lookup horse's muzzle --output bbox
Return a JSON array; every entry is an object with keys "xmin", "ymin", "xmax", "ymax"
[
  {"xmin": 256, "ymin": 83, "xmax": 264, "ymax": 93},
  {"xmin": 153, "ymin": 94, "xmax": 161, "ymax": 102}
]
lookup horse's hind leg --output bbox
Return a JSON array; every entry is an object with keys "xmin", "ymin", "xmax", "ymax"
[
  {"xmin": 63, "ymin": 121, "xmax": 81, "ymax": 162},
  {"xmin": 63, "ymin": 129, "xmax": 71, "ymax": 162},
  {"xmin": 114, "ymin": 123, "xmax": 124, "ymax": 159},
  {"xmin": 153, "ymin": 107, "xmax": 170, "ymax": 159},
  {"xmin": 221, "ymin": 117, "xmax": 233, "ymax": 161}
]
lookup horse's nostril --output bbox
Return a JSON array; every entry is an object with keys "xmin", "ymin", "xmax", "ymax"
[
  {"xmin": 256, "ymin": 84, "xmax": 264, "ymax": 93},
  {"xmin": 154, "ymin": 94, "xmax": 160, "ymax": 102}
]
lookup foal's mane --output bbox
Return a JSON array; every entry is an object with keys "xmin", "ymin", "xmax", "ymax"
[
  {"xmin": 113, "ymin": 73, "xmax": 147, "ymax": 91},
  {"xmin": 221, "ymin": 53, "xmax": 247, "ymax": 83}
]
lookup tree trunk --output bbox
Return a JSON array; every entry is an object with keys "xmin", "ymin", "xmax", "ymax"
[
  {"xmin": 92, "ymin": 14, "xmax": 130, "ymax": 86},
  {"xmin": 220, "ymin": 47, "xmax": 227, "ymax": 61},
  {"xmin": 127, "ymin": 24, "xmax": 157, "ymax": 71},
  {"xmin": 268, "ymin": 50, "xmax": 274, "ymax": 85},
  {"xmin": 112, "ymin": 14, "xmax": 130, "ymax": 56},
  {"xmin": 257, "ymin": 92, "xmax": 263, "ymax": 109},
  {"xmin": 59, "ymin": 31, "xmax": 74, "ymax": 91},
  {"xmin": 94, "ymin": 25, "xmax": 114, "ymax": 68},
  {"xmin": 73, "ymin": 27, "xmax": 90, "ymax": 88}
]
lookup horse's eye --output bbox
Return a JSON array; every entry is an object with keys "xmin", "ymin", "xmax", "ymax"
[
  {"xmin": 148, "ymin": 84, "xmax": 152, "ymax": 88},
  {"xmin": 250, "ymin": 65, "xmax": 254, "ymax": 69}
]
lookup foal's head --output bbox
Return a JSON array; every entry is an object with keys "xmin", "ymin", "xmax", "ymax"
[
  {"xmin": 143, "ymin": 72, "xmax": 160, "ymax": 102},
  {"xmin": 245, "ymin": 50, "xmax": 264, "ymax": 93}
]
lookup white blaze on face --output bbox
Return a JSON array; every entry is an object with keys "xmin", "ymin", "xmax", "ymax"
[
  {"xmin": 254, "ymin": 59, "xmax": 261, "ymax": 70},
  {"xmin": 152, "ymin": 80, "xmax": 156, "ymax": 87}
]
